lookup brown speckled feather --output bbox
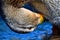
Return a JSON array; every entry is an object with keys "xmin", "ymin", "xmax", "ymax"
[{"xmin": 3, "ymin": 0, "xmax": 31, "ymax": 8}]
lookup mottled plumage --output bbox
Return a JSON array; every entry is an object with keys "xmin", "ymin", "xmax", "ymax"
[
  {"xmin": 1, "ymin": 0, "xmax": 60, "ymax": 32},
  {"xmin": 2, "ymin": 0, "xmax": 31, "ymax": 8},
  {"xmin": 1, "ymin": 0, "xmax": 41, "ymax": 32}
]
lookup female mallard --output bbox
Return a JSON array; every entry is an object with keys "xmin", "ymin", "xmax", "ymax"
[
  {"xmin": 1, "ymin": 0, "xmax": 60, "ymax": 32},
  {"xmin": 1, "ymin": 0, "xmax": 42, "ymax": 32}
]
